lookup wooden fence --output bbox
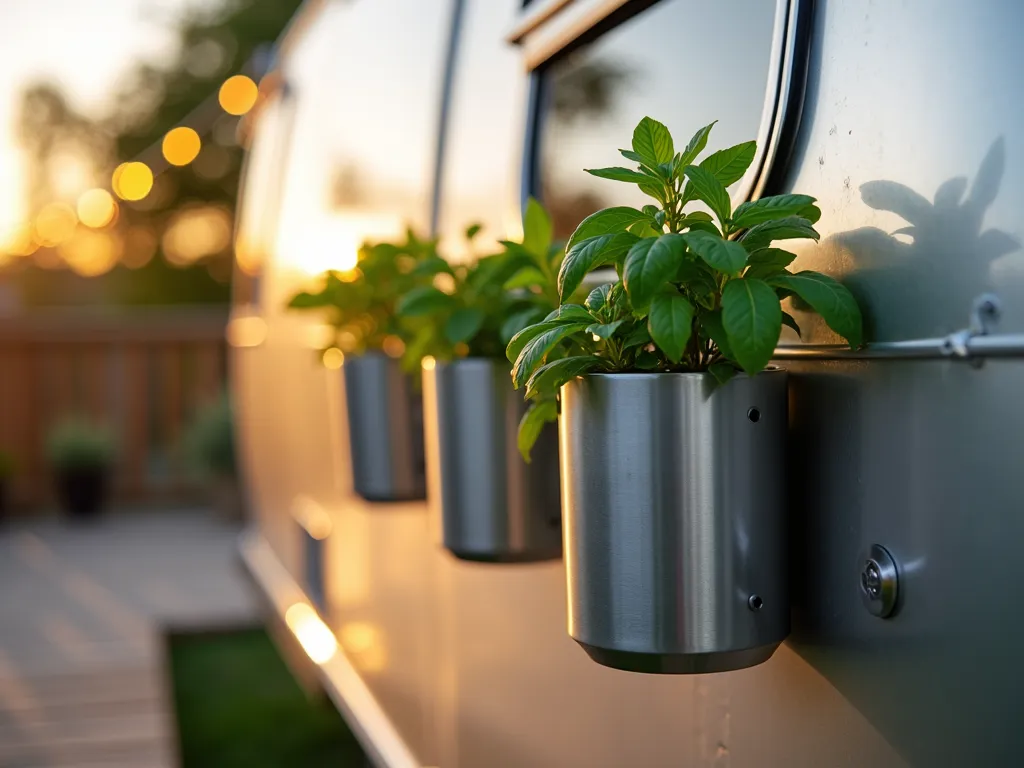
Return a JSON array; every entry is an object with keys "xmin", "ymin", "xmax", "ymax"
[{"xmin": 0, "ymin": 307, "xmax": 229, "ymax": 510}]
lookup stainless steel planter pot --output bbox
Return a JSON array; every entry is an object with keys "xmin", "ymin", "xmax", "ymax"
[
  {"xmin": 342, "ymin": 353, "xmax": 426, "ymax": 501},
  {"xmin": 422, "ymin": 358, "xmax": 562, "ymax": 562},
  {"xmin": 560, "ymin": 370, "xmax": 788, "ymax": 674}
]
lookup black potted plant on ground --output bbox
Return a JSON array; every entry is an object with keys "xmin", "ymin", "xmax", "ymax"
[
  {"xmin": 287, "ymin": 231, "xmax": 446, "ymax": 502},
  {"xmin": 510, "ymin": 117, "xmax": 863, "ymax": 673},
  {"xmin": 185, "ymin": 393, "xmax": 242, "ymax": 520},
  {"xmin": 47, "ymin": 419, "xmax": 115, "ymax": 520},
  {"xmin": 396, "ymin": 201, "xmax": 574, "ymax": 562}
]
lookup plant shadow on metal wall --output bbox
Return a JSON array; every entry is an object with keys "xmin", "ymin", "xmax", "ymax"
[
  {"xmin": 786, "ymin": 139, "xmax": 1024, "ymax": 766},
  {"xmin": 835, "ymin": 137, "xmax": 1019, "ymax": 339}
]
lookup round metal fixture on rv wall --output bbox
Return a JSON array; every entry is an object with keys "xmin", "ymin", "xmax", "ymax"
[{"xmin": 860, "ymin": 544, "xmax": 899, "ymax": 618}]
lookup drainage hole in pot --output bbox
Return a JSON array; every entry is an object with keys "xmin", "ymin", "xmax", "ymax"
[
  {"xmin": 747, "ymin": 407, "xmax": 761, "ymax": 423},
  {"xmin": 748, "ymin": 594, "xmax": 763, "ymax": 611}
]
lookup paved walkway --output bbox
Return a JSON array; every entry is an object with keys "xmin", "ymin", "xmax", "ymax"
[{"xmin": 0, "ymin": 510, "xmax": 259, "ymax": 767}]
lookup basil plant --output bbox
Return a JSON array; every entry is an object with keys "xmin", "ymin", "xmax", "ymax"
[
  {"xmin": 508, "ymin": 116, "xmax": 863, "ymax": 454},
  {"xmin": 397, "ymin": 199, "xmax": 578, "ymax": 459},
  {"xmin": 287, "ymin": 229, "xmax": 448, "ymax": 371}
]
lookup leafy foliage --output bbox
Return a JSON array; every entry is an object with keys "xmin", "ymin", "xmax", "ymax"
[
  {"xmin": 185, "ymin": 393, "xmax": 236, "ymax": 478},
  {"xmin": 395, "ymin": 200, "xmax": 575, "ymax": 460},
  {"xmin": 286, "ymin": 230, "xmax": 448, "ymax": 372},
  {"xmin": 509, "ymin": 117, "xmax": 864, "ymax": 452},
  {"xmin": 46, "ymin": 419, "xmax": 116, "ymax": 471}
]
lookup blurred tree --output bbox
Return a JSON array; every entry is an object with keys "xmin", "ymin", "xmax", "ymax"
[{"xmin": 8, "ymin": 0, "xmax": 304, "ymax": 306}]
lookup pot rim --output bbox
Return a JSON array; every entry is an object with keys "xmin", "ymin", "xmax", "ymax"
[
  {"xmin": 424, "ymin": 355, "xmax": 509, "ymax": 371},
  {"xmin": 572, "ymin": 365, "xmax": 786, "ymax": 380}
]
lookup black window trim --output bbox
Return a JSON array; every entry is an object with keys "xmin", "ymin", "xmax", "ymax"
[{"xmin": 518, "ymin": 0, "xmax": 815, "ymax": 213}]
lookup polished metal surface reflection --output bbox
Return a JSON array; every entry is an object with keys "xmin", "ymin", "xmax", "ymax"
[
  {"xmin": 560, "ymin": 371, "xmax": 789, "ymax": 673},
  {"xmin": 423, "ymin": 358, "xmax": 561, "ymax": 562},
  {"xmin": 342, "ymin": 353, "xmax": 426, "ymax": 502}
]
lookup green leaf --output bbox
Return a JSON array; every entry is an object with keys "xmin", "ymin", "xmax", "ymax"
[
  {"xmin": 798, "ymin": 203, "xmax": 822, "ymax": 224},
  {"xmin": 512, "ymin": 323, "xmax": 591, "ymax": 388},
  {"xmin": 412, "ymin": 256, "xmax": 456, "ymax": 277},
  {"xmin": 684, "ymin": 165, "xmax": 732, "ymax": 224},
  {"xmin": 565, "ymin": 207, "xmax": 648, "ymax": 253},
  {"xmin": 699, "ymin": 310, "xmax": 734, "ymax": 361},
  {"xmin": 501, "ymin": 307, "xmax": 546, "ymax": 345},
  {"xmin": 708, "ymin": 362, "xmax": 738, "ymax": 386},
  {"xmin": 585, "ymin": 284, "xmax": 612, "ymax": 314},
  {"xmin": 677, "ymin": 121, "xmax": 716, "ymax": 167},
  {"xmin": 634, "ymin": 349, "xmax": 661, "ymax": 369},
  {"xmin": 740, "ymin": 216, "xmax": 819, "ymax": 252},
  {"xmin": 585, "ymin": 167, "xmax": 652, "ymax": 184},
  {"xmin": 674, "ymin": 258, "xmax": 718, "ymax": 297},
  {"xmin": 522, "ymin": 197, "xmax": 552, "ymax": 260},
  {"xmin": 503, "ymin": 266, "xmax": 547, "ymax": 290},
  {"xmin": 768, "ymin": 271, "xmax": 863, "ymax": 347},
  {"xmin": 586, "ymin": 320, "xmax": 624, "ymax": 339},
  {"xmin": 631, "ymin": 116, "xmax": 674, "ymax": 166},
  {"xmin": 683, "ymin": 231, "xmax": 748, "ymax": 275},
  {"xmin": 397, "ymin": 286, "xmax": 456, "ymax": 316},
  {"xmin": 444, "ymin": 307, "xmax": 485, "ymax": 344},
  {"xmin": 288, "ymin": 291, "xmax": 327, "ymax": 309},
  {"xmin": 465, "ymin": 223, "xmax": 483, "ymax": 240},
  {"xmin": 781, "ymin": 311, "xmax": 801, "ymax": 338},
  {"xmin": 744, "ymin": 248, "xmax": 797, "ymax": 279},
  {"xmin": 558, "ymin": 232, "xmax": 638, "ymax": 300},
  {"xmin": 721, "ymin": 278, "xmax": 782, "ymax": 375},
  {"xmin": 623, "ymin": 234, "xmax": 685, "ymax": 310},
  {"xmin": 621, "ymin": 323, "xmax": 652, "ymax": 349},
  {"xmin": 544, "ymin": 304, "xmax": 595, "ymax": 323},
  {"xmin": 699, "ymin": 141, "xmax": 757, "ymax": 188},
  {"xmin": 731, "ymin": 194, "xmax": 816, "ymax": 230},
  {"xmin": 517, "ymin": 400, "xmax": 558, "ymax": 462},
  {"xmin": 647, "ymin": 293, "xmax": 694, "ymax": 364},
  {"xmin": 638, "ymin": 180, "xmax": 666, "ymax": 202},
  {"xmin": 506, "ymin": 321, "xmax": 561, "ymax": 364},
  {"xmin": 619, "ymin": 148, "xmax": 645, "ymax": 164},
  {"xmin": 525, "ymin": 355, "xmax": 608, "ymax": 399}
]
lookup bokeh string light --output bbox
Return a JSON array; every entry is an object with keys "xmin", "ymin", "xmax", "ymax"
[
  {"xmin": 162, "ymin": 126, "xmax": 202, "ymax": 166},
  {"xmin": 112, "ymin": 162, "xmax": 154, "ymax": 202}
]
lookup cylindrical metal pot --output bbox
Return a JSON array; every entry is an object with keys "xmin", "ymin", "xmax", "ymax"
[
  {"xmin": 342, "ymin": 353, "xmax": 426, "ymax": 501},
  {"xmin": 560, "ymin": 370, "xmax": 789, "ymax": 674},
  {"xmin": 422, "ymin": 358, "xmax": 562, "ymax": 562}
]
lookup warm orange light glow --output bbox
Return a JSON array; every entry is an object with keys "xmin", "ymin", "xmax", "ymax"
[
  {"xmin": 112, "ymin": 162, "xmax": 154, "ymax": 201},
  {"xmin": 162, "ymin": 126, "xmax": 202, "ymax": 166},
  {"xmin": 285, "ymin": 603, "xmax": 337, "ymax": 664},
  {"xmin": 382, "ymin": 336, "xmax": 406, "ymax": 359},
  {"xmin": 34, "ymin": 203, "xmax": 78, "ymax": 246},
  {"xmin": 59, "ymin": 229, "xmax": 122, "ymax": 277},
  {"xmin": 162, "ymin": 206, "xmax": 232, "ymax": 265},
  {"xmin": 0, "ymin": 224, "xmax": 39, "ymax": 257},
  {"xmin": 218, "ymin": 75, "xmax": 259, "ymax": 116},
  {"xmin": 226, "ymin": 316, "xmax": 267, "ymax": 348},
  {"xmin": 422, "ymin": 356, "xmax": 436, "ymax": 371},
  {"xmin": 276, "ymin": 212, "xmax": 403, "ymax": 277},
  {"xmin": 76, "ymin": 189, "xmax": 117, "ymax": 228},
  {"xmin": 339, "ymin": 621, "xmax": 387, "ymax": 672},
  {"xmin": 322, "ymin": 347, "xmax": 344, "ymax": 370}
]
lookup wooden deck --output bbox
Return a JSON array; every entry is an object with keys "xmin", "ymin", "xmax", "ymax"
[{"xmin": 0, "ymin": 510, "xmax": 257, "ymax": 767}]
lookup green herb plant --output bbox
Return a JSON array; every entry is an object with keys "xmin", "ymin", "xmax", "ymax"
[
  {"xmin": 508, "ymin": 117, "xmax": 863, "ymax": 453},
  {"xmin": 396, "ymin": 199, "xmax": 579, "ymax": 459},
  {"xmin": 46, "ymin": 419, "xmax": 115, "ymax": 472},
  {"xmin": 287, "ymin": 229, "xmax": 449, "ymax": 371}
]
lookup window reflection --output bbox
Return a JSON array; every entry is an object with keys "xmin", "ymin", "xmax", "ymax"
[{"xmin": 536, "ymin": 0, "xmax": 776, "ymax": 237}]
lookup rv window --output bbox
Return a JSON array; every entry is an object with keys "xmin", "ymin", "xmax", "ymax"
[{"xmin": 533, "ymin": 0, "xmax": 777, "ymax": 238}]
